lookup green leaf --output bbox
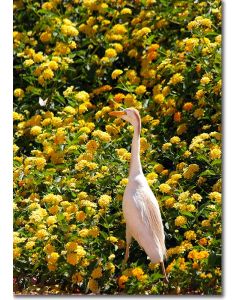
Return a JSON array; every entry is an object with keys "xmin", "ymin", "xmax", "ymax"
[
  {"xmin": 196, "ymin": 154, "xmax": 209, "ymax": 164},
  {"xmin": 208, "ymin": 252, "xmax": 221, "ymax": 267},
  {"xmin": 152, "ymin": 273, "xmax": 165, "ymax": 280},
  {"xmin": 57, "ymin": 213, "xmax": 65, "ymax": 222},
  {"xmin": 211, "ymin": 159, "xmax": 222, "ymax": 166},
  {"xmin": 181, "ymin": 211, "xmax": 195, "ymax": 218},
  {"xmin": 200, "ymin": 169, "xmax": 216, "ymax": 176}
]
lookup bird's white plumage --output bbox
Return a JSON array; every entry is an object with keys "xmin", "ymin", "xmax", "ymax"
[
  {"xmin": 123, "ymin": 174, "xmax": 166, "ymax": 263},
  {"xmin": 109, "ymin": 108, "xmax": 168, "ymax": 282}
]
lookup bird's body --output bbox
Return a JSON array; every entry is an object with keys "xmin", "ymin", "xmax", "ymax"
[
  {"xmin": 123, "ymin": 174, "xmax": 166, "ymax": 263},
  {"xmin": 109, "ymin": 107, "xmax": 168, "ymax": 282}
]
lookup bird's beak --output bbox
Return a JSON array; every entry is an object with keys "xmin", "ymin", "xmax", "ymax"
[{"xmin": 109, "ymin": 111, "xmax": 126, "ymax": 117}]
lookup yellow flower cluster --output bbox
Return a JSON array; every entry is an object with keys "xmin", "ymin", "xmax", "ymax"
[
  {"xmin": 98, "ymin": 194, "xmax": 111, "ymax": 208},
  {"xmin": 188, "ymin": 250, "xmax": 209, "ymax": 260}
]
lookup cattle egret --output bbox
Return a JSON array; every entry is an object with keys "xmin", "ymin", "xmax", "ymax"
[{"xmin": 109, "ymin": 108, "xmax": 168, "ymax": 283}]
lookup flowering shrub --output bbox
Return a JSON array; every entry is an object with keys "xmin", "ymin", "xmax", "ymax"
[{"xmin": 13, "ymin": 0, "xmax": 222, "ymax": 295}]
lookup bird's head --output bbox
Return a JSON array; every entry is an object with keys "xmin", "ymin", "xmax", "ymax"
[{"xmin": 109, "ymin": 108, "xmax": 141, "ymax": 133}]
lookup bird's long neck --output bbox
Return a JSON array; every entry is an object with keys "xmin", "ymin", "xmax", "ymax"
[{"xmin": 129, "ymin": 118, "xmax": 143, "ymax": 178}]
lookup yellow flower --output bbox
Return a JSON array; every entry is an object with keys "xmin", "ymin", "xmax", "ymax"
[
  {"xmin": 25, "ymin": 241, "xmax": 35, "ymax": 250},
  {"xmin": 66, "ymin": 242, "xmax": 78, "ymax": 252},
  {"xmin": 213, "ymin": 268, "xmax": 221, "ymax": 278},
  {"xmin": 105, "ymin": 48, "xmax": 117, "ymax": 58},
  {"xmin": 63, "ymin": 106, "xmax": 76, "ymax": 115},
  {"xmin": 111, "ymin": 69, "xmax": 123, "ymax": 79},
  {"xmin": 44, "ymin": 243, "xmax": 55, "ymax": 254},
  {"xmin": 135, "ymin": 27, "xmax": 151, "ymax": 38},
  {"xmin": 199, "ymin": 237, "xmax": 208, "ymax": 246},
  {"xmin": 200, "ymin": 18, "xmax": 212, "ymax": 28},
  {"xmin": 209, "ymin": 192, "xmax": 221, "ymax": 204},
  {"xmin": 33, "ymin": 52, "xmax": 44, "ymax": 63},
  {"xmin": 67, "ymin": 253, "xmax": 79, "ymax": 265},
  {"xmin": 35, "ymin": 157, "xmax": 46, "ymax": 170},
  {"xmin": 43, "ymin": 194, "xmax": 62, "ymax": 204},
  {"xmin": 183, "ymin": 150, "xmax": 191, "ymax": 157},
  {"xmin": 175, "ymin": 216, "xmax": 187, "ymax": 227},
  {"xmin": 105, "ymin": 262, "xmax": 115, "ymax": 273},
  {"xmin": 88, "ymin": 278, "xmax": 99, "ymax": 293},
  {"xmin": 72, "ymin": 272, "xmax": 83, "ymax": 284},
  {"xmin": 120, "ymin": 8, "xmax": 132, "ymax": 14},
  {"xmin": 40, "ymin": 31, "xmax": 52, "ymax": 43},
  {"xmin": 140, "ymin": 137, "xmax": 149, "ymax": 153},
  {"xmin": 193, "ymin": 108, "xmax": 205, "ymax": 119},
  {"xmin": 13, "ymin": 247, "xmax": 22, "ymax": 259},
  {"xmin": 148, "ymin": 262, "xmax": 160, "ymax": 270},
  {"xmin": 79, "ymin": 228, "xmax": 89, "ymax": 237},
  {"xmin": 113, "ymin": 43, "xmax": 123, "ymax": 53},
  {"xmin": 112, "ymin": 24, "xmax": 127, "ymax": 34},
  {"xmin": 169, "ymin": 73, "xmax": 184, "ymax": 85},
  {"xmin": 92, "ymin": 130, "xmax": 111, "ymax": 142},
  {"xmin": 77, "ymin": 245, "xmax": 86, "ymax": 258},
  {"xmin": 120, "ymin": 178, "xmax": 128, "ymax": 186},
  {"xmin": 98, "ymin": 194, "xmax": 111, "ymax": 208},
  {"xmin": 118, "ymin": 275, "xmax": 128, "ymax": 289},
  {"xmin": 135, "ymin": 85, "xmax": 146, "ymax": 95},
  {"xmin": 165, "ymin": 197, "xmax": 175, "ymax": 208},
  {"xmin": 42, "ymin": 68, "xmax": 54, "ymax": 80},
  {"xmin": 47, "ymin": 263, "xmax": 57, "ymax": 271},
  {"xmin": 153, "ymin": 164, "xmax": 164, "ymax": 174},
  {"xmin": 178, "ymin": 191, "xmax": 190, "ymax": 202},
  {"xmin": 106, "ymin": 124, "xmax": 120, "ymax": 136},
  {"xmin": 42, "ymin": 2, "xmax": 54, "ymax": 10},
  {"xmin": 162, "ymin": 142, "xmax": 172, "ymax": 151},
  {"xmin": 36, "ymin": 229, "xmax": 48, "ymax": 239},
  {"xmin": 159, "ymin": 183, "xmax": 171, "ymax": 194},
  {"xmin": 183, "ymin": 164, "xmax": 199, "ymax": 179},
  {"xmin": 61, "ymin": 24, "xmax": 79, "ymax": 37},
  {"xmin": 187, "ymin": 20, "xmax": 198, "ymax": 30},
  {"xmin": 13, "ymin": 112, "xmax": 24, "ymax": 121},
  {"xmin": 63, "ymin": 86, "xmax": 74, "ymax": 97},
  {"xmin": 75, "ymin": 91, "xmax": 90, "ymax": 102},
  {"xmin": 107, "ymin": 236, "xmax": 118, "ymax": 243},
  {"xmin": 184, "ymin": 37, "xmax": 199, "ymax": 52},
  {"xmin": 86, "ymin": 140, "xmax": 99, "ymax": 152},
  {"xmin": 195, "ymin": 89, "xmax": 205, "ymax": 100},
  {"xmin": 89, "ymin": 226, "xmax": 100, "ymax": 238},
  {"xmin": 91, "ymin": 267, "xmax": 103, "ymax": 279},
  {"xmin": 191, "ymin": 193, "xmax": 202, "ymax": 202},
  {"xmin": 215, "ymin": 35, "xmax": 222, "ymax": 44},
  {"xmin": 146, "ymin": 172, "xmax": 158, "ymax": 185},
  {"xmin": 184, "ymin": 230, "xmax": 196, "ymax": 241},
  {"xmin": 209, "ymin": 147, "xmax": 221, "ymax": 160},
  {"xmin": 14, "ymin": 88, "xmax": 24, "ymax": 98},
  {"xmin": 200, "ymin": 75, "xmax": 211, "ymax": 85},
  {"xmin": 30, "ymin": 125, "xmax": 42, "ymax": 136},
  {"xmin": 201, "ymin": 219, "xmax": 211, "ymax": 227},
  {"xmin": 76, "ymin": 211, "xmax": 86, "ymax": 222},
  {"xmin": 23, "ymin": 59, "xmax": 34, "ymax": 67},
  {"xmin": 128, "ymin": 48, "xmax": 138, "ymax": 58},
  {"xmin": 132, "ymin": 267, "xmax": 144, "ymax": 279},
  {"xmin": 46, "ymin": 216, "xmax": 57, "ymax": 226},
  {"xmin": 188, "ymin": 250, "xmax": 209, "ymax": 260},
  {"xmin": 47, "ymin": 252, "xmax": 59, "ymax": 264},
  {"xmin": 170, "ymin": 136, "xmax": 181, "ymax": 144}
]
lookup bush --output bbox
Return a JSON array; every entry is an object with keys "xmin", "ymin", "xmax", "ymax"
[{"xmin": 13, "ymin": 0, "xmax": 222, "ymax": 295}]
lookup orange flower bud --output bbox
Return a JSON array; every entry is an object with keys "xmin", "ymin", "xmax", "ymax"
[{"xmin": 174, "ymin": 112, "xmax": 181, "ymax": 122}]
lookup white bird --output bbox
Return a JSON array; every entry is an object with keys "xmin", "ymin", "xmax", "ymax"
[{"xmin": 109, "ymin": 107, "xmax": 168, "ymax": 283}]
